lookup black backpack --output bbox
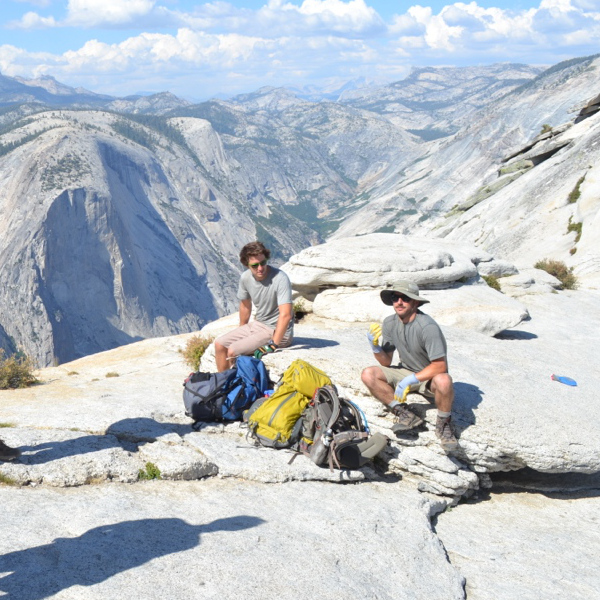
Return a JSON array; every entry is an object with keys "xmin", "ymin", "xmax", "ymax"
[
  {"xmin": 183, "ymin": 356, "xmax": 270, "ymax": 423},
  {"xmin": 298, "ymin": 385, "xmax": 388, "ymax": 470}
]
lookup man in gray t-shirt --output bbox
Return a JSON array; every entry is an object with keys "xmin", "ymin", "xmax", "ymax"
[
  {"xmin": 361, "ymin": 280, "xmax": 458, "ymax": 453},
  {"xmin": 214, "ymin": 241, "xmax": 293, "ymax": 372}
]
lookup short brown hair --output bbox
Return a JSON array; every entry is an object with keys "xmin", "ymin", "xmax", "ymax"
[{"xmin": 239, "ymin": 241, "xmax": 271, "ymax": 266}]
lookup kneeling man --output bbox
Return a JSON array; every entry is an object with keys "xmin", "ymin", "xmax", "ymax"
[
  {"xmin": 214, "ymin": 241, "xmax": 293, "ymax": 372},
  {"xmin": 361, "ymin": 280, "xmax": 458, "ymax": 452}
]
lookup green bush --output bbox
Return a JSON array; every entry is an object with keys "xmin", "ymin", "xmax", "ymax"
[
  {"xmin": 138, "ymin": 462, "xmax": 161, "ymax": 480},
  {"xmin": 567, "ymin": 218, "xmax": 582, "ymax": 243},
  {"xmin": 0, "ymin": 350, "xmax": 38, "ymax": 389},
  {"xmin": 0, "ymin": 473, "xmax": 16, "ymax": 486},
  {"xmin": 482, "ymin": 275, "xmax": 501, "ymax": 292},
  {"xmin": 534, "ymin": 259, "xmax": 578, "ymax": 290},
  {"xmin": 180, "ymin": 334, "xmax": 214, "ymax": 371},
  {"xmin": 567, "ymin": 176, "xmax": 585, "ymax": 204}
]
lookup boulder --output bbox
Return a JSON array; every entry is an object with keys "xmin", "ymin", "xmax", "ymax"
[
  {"xmin": 310, "ymin": 283, "xmax": 529, "ymax": 336},
  {"xmin": 283, "ymin": 233, "xmax": 490, "ymax": 298},
  {"xmin": 499, "ymin": 268, "xmax": 563, "ymax": 297},
  {"xmin": 477, "ymin": 259, "xmax": 519, "ymax": 277},
  {"xmin": 284, "ymin": 234, "xmax": 526, "ymax": 335}
]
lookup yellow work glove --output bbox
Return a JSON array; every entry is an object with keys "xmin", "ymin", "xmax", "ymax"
[{"xmin": 367, "ymin": 323, "xmax": 382, "ymax": 353}]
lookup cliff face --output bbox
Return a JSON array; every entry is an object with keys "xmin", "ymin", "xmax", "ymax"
[
  {"xmin": 0, "ymin": 112, "xmax": 282, "ymax": 365},
  {"xmin": 1, "ymin": 58, "xmax": 599, "ymax": 364}
]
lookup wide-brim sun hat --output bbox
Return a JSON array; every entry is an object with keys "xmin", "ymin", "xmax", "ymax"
[{"xmin": 380, "ymin": 280, "xmax": 429, "ymax": 306}]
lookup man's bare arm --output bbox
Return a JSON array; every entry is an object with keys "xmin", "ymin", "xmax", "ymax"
[
  {"xmin": 239, "ymin": 299, "xmax": 252, "ymax": 326},
  {"xmin": 415, "ymin": 358, "xmax": 448, "ymax": 382},
  {"xmin": 271, "ymin": 302, "xmax": 293, "ymax": 346}
]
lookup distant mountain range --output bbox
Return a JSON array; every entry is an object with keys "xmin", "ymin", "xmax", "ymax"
[{"xmin": 0, "ymin": 55, "xmax": 598, "ymax": 366}]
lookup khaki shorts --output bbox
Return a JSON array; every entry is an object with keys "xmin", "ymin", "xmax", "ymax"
[
  {"xmin": 215, "ymin": 321, "xmax": 292, "ymax": 358},
  {"xmin": 378, "ymin": 365, "xmax": 434, "ymax": 399}
]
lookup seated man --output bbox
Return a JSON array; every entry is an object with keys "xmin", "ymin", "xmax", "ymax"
[
  {"xmin": 214, "ymin": 241, "xmax": 293, "ymax": 372},
  {"xmin": 361, "ymin": 280, "xmax": 458, "ymax": 452},
  {"xmin": 0, "ymin": 438, "xmax": 20, "ymax": 461}
]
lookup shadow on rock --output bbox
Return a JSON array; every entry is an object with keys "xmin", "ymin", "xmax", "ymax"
[
  {"xmin": 489, "ymin": 467, "xmax": 600, "ymax": 500},
  {"xmin": 106, "ymin": 417, "xmax": 195, "ymax": 442},
  {"xmin": 288, "ymin": 336, "xmax": 339, "ymax": 350},
  {"xmin": 19, "ymin": 435, "xmax": 123, "ymax": 465},
  {"xmin": 453, "ymin": 382, "xmax": 484, "ymax": 432},
  {"xmin": 495, "ymin": 330, "xmax": 538, "ymax": 340},
  {"xmin": 20, "ymin": 417, "xmax": 197, "ymax": 464},
  {"xmin": 0, "ymin": 516, "xmax": 264, "ymax": 599}
]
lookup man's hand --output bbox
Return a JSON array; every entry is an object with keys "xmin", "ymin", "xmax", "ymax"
[
  {"xmin": 394, "ymin": 373, "xmax": 419, "ymax": 403},
  {"xmin": 253, "ymin": 340, "xmax": 278, "ymax": 360},
  {"xmin": 367, "ymin": 323, "xmax": 382, "ymax": 353}
]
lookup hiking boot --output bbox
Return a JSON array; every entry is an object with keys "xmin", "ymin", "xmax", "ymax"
[
  {"xmin": 0, "ymin": 439, "xmax": 20, "ymax": 462},
  {"xmin": 391, "ymin": 405, "xmax": 424, "ymax": 433},
  {"xmin": 436, "ymin": 416, "xmax": 459, "ymax": 453}
]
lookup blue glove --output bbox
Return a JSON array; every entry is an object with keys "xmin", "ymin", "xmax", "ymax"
[
  {"xmin": 367, "ymin": 323, "xmax": 382, "ymax": 353},
  {"xmin": 253, "ymin": 340, "xmax": 278, "ymax": 360},
  {"xmin": 394, "ymin": 373, "xmax": 419, "ymax": 403}
]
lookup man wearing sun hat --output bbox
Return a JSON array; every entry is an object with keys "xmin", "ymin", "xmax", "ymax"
[{"xmin": 360, "ymin": 280, "xmax": 458, "ymax": 452}]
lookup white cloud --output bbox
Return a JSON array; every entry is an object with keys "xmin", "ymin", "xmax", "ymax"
[
  {"xmin": 2, "ymin": 1, "xmax": 600, "ymax": 98},
  {"xmin": 65, "ymin": 0, "xmax": 157, "ymax": 26},
  {"xmin": 389, "ymin": 1, "xmax": 599, "ymax": 58},
  {"xmin": 12, "ymin": 0, "xmax": 51, "ymax": 6},
  {"xmin": 9, "ymin": 10, "xmax": 58, "ymax": 28},
  {"xmin": 172, "ymin": 0, "xmax": 388, "ymax": 38}
]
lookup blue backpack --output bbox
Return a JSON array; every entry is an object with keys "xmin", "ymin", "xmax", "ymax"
[{"xmin": 183, "ymin": 356, "xmax": 270, "ymax": 423}]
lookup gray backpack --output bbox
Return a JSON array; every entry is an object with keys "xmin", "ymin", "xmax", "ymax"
[{"xmin": 298, "ymin": 385, "xmax": 388, "ymax": 470}]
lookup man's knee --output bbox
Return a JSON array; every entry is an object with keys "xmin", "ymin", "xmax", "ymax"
[
  {"xmin": 431, "ymin": 373, "xmax": 453, "ymax": 395},
  {"xmin": 361, "ymin": 366, "xmax": 382, "ymax": 388}
]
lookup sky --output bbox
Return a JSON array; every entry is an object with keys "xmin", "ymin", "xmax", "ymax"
[{"xmin": 1, "ymin": 0, "xmax": 599, "ymax": 101}]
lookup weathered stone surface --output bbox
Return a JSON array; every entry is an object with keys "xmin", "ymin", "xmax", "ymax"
[
  {"xmin": 201, "ymin": 288, "xmax": 600, "ymax": 483},
  {"xmin": 0, "ymin": 480, "xmax": 465, "ymax": 600},
  {"xmin": 137, "ymin": 441, "xmax": 218, "ymax": 481},
  {"xmin": 423, "ymin": 285, "xmax": 529, "ymax": 336},
  {"xmin": 284, "ymin": 234, "xmax": 527, "ymax": 335},
  {"xmin": 184, "ymin": 424, "xmax": 366, "ymax": 483},
  {"xmin": 499, "ymin": 268, "xmax": 563, "ymax": 297},
  {"xmin": 436, "ymin": 490, "xmax": 600, "ymax": 600},
  {"xmin": 477, "ymin": 259, "xmax": 519, "ymax": 278},
  {"xmin": 283, "ymin": 234, "xmax": 489, "ymax": 297},
  {"xmin": 0, "ymin": 428, "xmax": 141, "ymax": 486},
  {"xmin": 309, "ymin": 282, "xmax": 528, "ymax": 336},
  {"xmin": 435, "ymin": 110, "xmax": 600, "ymax": 290},
  {"xmin": 1, "ymin": 281, "xmax": 599, "ymax": 599}
]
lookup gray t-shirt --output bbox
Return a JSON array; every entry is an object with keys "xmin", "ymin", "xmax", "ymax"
[
  {"xmin": 238, "ymin": 267, "xmax": 293, "ymax": 335},
  {"xmin": 381, "ymin": 311, "xmax": 448, "ymax": 373}
]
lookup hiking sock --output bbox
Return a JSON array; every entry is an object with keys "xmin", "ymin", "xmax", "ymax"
[
  {"xmin": 389, "ymin": 401, "xmax": 400, "ymax": 411},
  {"xmin": 437, "ymin": 410, "xmax": 451, "ymax": 419}
]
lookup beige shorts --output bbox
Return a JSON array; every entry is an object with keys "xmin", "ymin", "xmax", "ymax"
[
  {"xmin": 378, "ymin": 365, "xmax": 434, "ymax": 399},
  {"xmin": 215, "ymin": 321, "xmax": 292, "ymax": 358}
]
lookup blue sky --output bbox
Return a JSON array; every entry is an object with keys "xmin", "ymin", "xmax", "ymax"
[{"xmin": 1, "ymin": 0, "xmax": 598, "ymax": 100}]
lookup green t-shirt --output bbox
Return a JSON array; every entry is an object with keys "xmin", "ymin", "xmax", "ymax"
[{"xmin": 381, "ymin": 311, "xmax": 448, "ymax": 373}]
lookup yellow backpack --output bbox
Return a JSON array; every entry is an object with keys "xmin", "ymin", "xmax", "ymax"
[{"xmin": 244, "ymin": 359, "xmax": 332, "ymax": 449}]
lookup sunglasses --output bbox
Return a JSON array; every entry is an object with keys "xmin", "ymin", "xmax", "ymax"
[
  {"xmin": 248, "ymin": 259, "xmax": 268, "ymax": 269},
  {"xmin": 391, "ymin": 293, "xmax": 411, "ymax": 303}
]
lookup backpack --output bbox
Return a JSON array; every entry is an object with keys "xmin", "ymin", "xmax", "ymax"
[
  {"xmin": 244, "ymin": 359, "xmax": 332, "ymax": 448},
  {"xmin": 183, "ymin": 356, "xmax": 270, "ymax": 423},
  {"xmin": 299, "ymin": 385, "xmax": 389, "ymax": 470}
]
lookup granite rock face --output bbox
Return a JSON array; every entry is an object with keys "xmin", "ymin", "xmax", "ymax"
[
  {"xmin": 1, "ymin": 285, "xmax": 599, "ymax": 599},
  {"xmin": 284, "ymin": 234, "xmax": 529, "ymax": 336}
]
